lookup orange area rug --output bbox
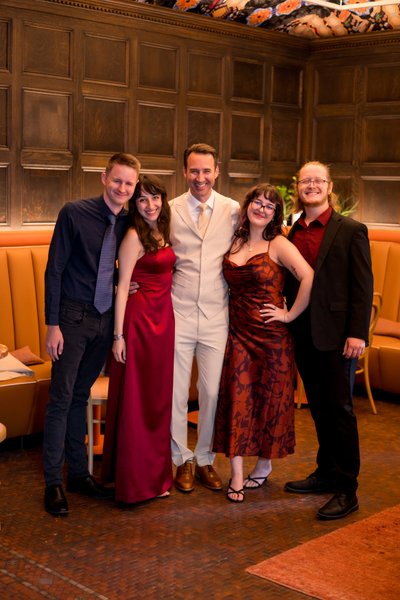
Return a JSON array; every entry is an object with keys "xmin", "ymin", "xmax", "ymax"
[{"xmin": 247, "ymin": 504, "xmax": 400, "ymax": 600}]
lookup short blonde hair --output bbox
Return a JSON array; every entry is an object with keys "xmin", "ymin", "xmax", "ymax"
[{"xmin": 105, "ymin": 152, "xmax": 141, "ymax": 175}]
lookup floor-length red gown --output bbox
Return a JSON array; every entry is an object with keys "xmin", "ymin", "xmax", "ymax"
[
  {"xmin": 102, "ymin": 247, "xmax": 175, "ymax": 503},
  {"xmin": 213, "ymin": 251, "xmax": 295, "ymax": 459}
]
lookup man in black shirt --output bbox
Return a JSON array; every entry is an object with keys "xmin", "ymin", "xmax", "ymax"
[{"xmin": 43, "ymin": 152, "xmax": 140, "ymax": 516}]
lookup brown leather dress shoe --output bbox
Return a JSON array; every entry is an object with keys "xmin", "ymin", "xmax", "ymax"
[
  {"xmin": 195, "ymin": 464, "xmax": 222, "ymax": 491},
  {"xmin": 175, "ymin": 461, "xmax": 194, "ymax": 493}
]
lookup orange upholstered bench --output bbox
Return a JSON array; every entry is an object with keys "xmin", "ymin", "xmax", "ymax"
[
  {"xmin": 0, "ymin": 230, "xmax": 53, "ymax": 437},
  {"xmin": 367, "ymin": 229, "xmax": 400, "ymax": 395}
]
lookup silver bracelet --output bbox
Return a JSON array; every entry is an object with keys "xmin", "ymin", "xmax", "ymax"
[{"xmin": 113, "ymin": 333, "xmax": 124, "ymax": 341}]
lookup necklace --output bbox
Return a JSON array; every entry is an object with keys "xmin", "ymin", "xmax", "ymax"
[{"xmin": 246, "ymin": 240, "xmax": 256, "ymax": 252}]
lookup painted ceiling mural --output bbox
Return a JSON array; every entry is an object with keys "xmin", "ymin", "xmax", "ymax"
[{"xmin": 137, "ymin": 0, "xmax": 400, "ymax": 38}]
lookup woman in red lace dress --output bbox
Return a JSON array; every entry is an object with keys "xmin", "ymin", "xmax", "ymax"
[{"xmin": 213, "ymin": 184, "xmax": 313, "ymax": 502}]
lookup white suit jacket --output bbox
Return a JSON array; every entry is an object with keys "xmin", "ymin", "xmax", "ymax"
[{"xmin": 170, "ymin": 191, "xmax": 240, "ymax": 319}]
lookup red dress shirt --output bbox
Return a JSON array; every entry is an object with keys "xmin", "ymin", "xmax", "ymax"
[{"xmin": 292, "ymin": 207, "xmax": 333, "ymax": 269}]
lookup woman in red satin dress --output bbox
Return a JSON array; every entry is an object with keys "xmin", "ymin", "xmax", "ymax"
[
  {"xmin": 213, "ymin": 184, "xmax": 313, "ymax": 503},
  {"xmin": 102, "ymin": 175, "xmax": 175, "ymax": 503}
]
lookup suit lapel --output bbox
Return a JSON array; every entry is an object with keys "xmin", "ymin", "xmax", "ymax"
[
  {"xmin": 315, "ymin": 211, "xmax": 342, "ymax": 272},
  {"xmin": 288, "ymin": 221, "xmax": 299, "ymax": 241},
  {"xmin": 174, "ymin": 194, "xmax": 201, "ymax": 238},
  {"xmin": 289, "ymin": 211, "xmax": 343, "ymax": 273},
  {"xmin": 204, "ymin": 192, "xmax": 224, "ymax": 239}
]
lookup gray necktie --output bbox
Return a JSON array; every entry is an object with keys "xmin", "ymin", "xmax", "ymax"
[
  {"xmin": 197, "ymin": 203, "xmax": 209, "ymax": 237},
  {"xmin": 93, "ymin": 214, "xmax": 117, "ymax": 314}
]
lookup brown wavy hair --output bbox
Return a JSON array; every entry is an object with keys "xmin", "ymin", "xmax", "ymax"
[
  {"xmin": 292, "ymin": 161, "xmax": 338, "ymax": 213},
  {"xmin": 231, "ymin": 183, "xmax": 284, "ymax": 252},
  {"xmin": 128, "ymin": 174, "xmax": 171, "ymax": 253}
]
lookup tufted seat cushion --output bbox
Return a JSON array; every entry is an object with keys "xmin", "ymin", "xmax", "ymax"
[
  {"xmin": 368, "ymin": 239, "xmax": 400, "ymax": 394},
  {"xmin": 0, "ymin": 245, "xmax": 52, "ymax": 437}
]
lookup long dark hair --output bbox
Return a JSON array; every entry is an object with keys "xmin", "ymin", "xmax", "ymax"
[
  {"xmin": 232, "ymin": 183, "xmax": 284, "ymax": 252},
  {"xmin": 128, "ymin": 174, "xmax": 171, "ymax": 253}
]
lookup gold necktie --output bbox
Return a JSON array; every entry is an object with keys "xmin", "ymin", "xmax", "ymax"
[{"xmin": 197, "ymin": 203, "xmax": 209, "ymax": 237}]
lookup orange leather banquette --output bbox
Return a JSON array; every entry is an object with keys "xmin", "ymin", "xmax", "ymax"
[
  {"xmin": 0, "ymin": 226, "xmax": 398, "ymax": 439},
  {"xmin": 0, "ymin": 231, "xmax": 53, "ymax": 438},
  {"xmin": 367, "ymin": 229, "xmax": 400, "ymax": 395}
]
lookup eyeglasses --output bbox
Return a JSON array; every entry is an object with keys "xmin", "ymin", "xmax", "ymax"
[
  {"xmin": 297, "ymin": 178, "xmax": 330, "ymax": 186},
  {"xmin": 251, "ymin": 199, "xmax": 275, "ymax": 212}
]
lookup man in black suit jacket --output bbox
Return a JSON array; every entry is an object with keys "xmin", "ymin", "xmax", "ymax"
[{"xmin": 283, "ymin": 161, "xmax": 373, "ymax": 520}]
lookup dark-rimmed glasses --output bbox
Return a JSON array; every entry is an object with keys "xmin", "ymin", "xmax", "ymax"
[
  {"xmin": 251, "ymin": 199, "xmax": 275, "ymax": 212},
  {"xmin": 297, "ymin": 178, "xmax": 330, "ymax": 186}
]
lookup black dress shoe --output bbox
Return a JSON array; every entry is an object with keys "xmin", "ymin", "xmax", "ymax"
[
  {"xmin": 317, "ymin": 492, "xmax": 359, "ymax": 520},
  {"xmin": 284, "ymin": 474, "xmax": 335, "ymax": 494},
  {"xmin": 66, "ymin": 475, "xmax": 114, "ymax": 499},
  {"xmin": 44, "ymin": 484, "xmax": 69, "ymax": 516}
]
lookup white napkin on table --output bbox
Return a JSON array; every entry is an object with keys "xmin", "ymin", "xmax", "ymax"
[{"xmin": 0, "ymin": 353, "xmax": 34, "ymax": 381}]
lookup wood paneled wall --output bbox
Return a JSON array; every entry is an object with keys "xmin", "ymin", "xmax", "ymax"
[
  {"xmin": 304, "ymin": 34, "xmax": 400, "ymax": 227},
  {"xmin": 0, "ymin": 0, "xmax": 307, "ymax": 227},
  {"xmin": 0, "ymin": 0, "xmax": 399, "ymax": 228}
]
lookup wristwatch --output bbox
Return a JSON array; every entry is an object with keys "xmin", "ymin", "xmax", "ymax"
[{"xmin": 113, "ymin": 333, "xmax": 124, "ymax": 341}]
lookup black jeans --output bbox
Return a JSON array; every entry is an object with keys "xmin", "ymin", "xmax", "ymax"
[
  {"xmin": 294, "ymin": 328, "xmax": 360, "ymax": 494},
  {"xmin": 43, "ymin": 300, "xmax": 113, "ymax": 486}
]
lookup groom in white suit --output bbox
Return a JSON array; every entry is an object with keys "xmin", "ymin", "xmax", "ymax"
[{"xmin": 170, "ymin": 144, "xmax": 240, "ymax": 492}]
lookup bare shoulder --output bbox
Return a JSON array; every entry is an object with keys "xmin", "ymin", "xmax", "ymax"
[
  {"xmin": 270, "ymin": 234, "xmax": 292, "ymax": 251},
  {"xmin": 119, "ymin": 228, "xmax": 144, "ymax": 265},
  {"xmin": 269, "ymin": 234, "xmax": 306, "ymax": 269},
  {"xmin": 124, "ymin": 226, "xmax": 139, "ymax": 241},
  {"xmin": 121, "ymin": 227, "xmax": 141, "ymax": 250}
]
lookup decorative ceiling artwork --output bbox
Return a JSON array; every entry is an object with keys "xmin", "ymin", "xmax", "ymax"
[{"xmin": 137, "ymin": 0, "xmax": 400, "ymax": 38}]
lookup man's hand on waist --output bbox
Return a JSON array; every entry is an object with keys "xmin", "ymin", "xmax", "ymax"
[{"xmin": 128, "ymin": 281, "xmax": 139, "ymax": 296}]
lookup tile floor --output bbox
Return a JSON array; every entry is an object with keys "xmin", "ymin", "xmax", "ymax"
[{"xmin": 0, "ymin": 392, "xmax": 399, "ymax": 599}]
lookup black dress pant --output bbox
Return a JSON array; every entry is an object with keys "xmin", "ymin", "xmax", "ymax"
[
  {"xmin": 294, "ymin": 324, "xmax": 360, "ymax": 494},
  {"xmin": 43, "ymin": 300, "xmax": 113, "ymax": 486}
]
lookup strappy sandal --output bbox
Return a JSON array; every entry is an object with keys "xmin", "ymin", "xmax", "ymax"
[
  {"xmin": 156, "ymin": 490, "xmax": 170, "ymax": 499},
  {"xmin": 226, "ymin": 479, "xmax": 245, "ymax": 503},
  {"xmin": 243, "ymin": 474, "xmax": 269, "ymax": 490}
]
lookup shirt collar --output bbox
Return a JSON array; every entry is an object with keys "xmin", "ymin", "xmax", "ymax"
[
  {"xmin": 298, "ymin": 205, "xmax": 332, "ymax": 228},
  {"xmin": 99, "ymin": 195, "xmax": 127, "ymax": 219},
  {"xmin": 187, "ymin": 190, "xmax": 215, "ymax": 211}
]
